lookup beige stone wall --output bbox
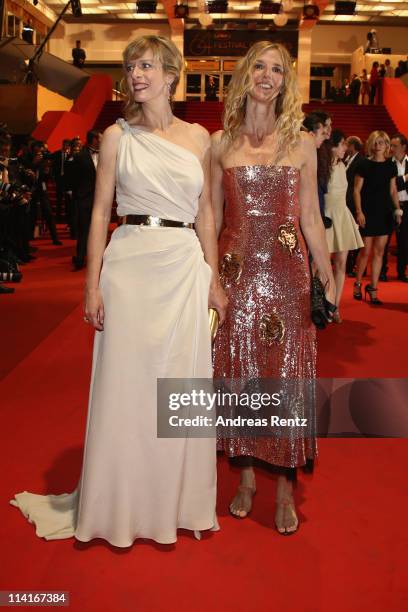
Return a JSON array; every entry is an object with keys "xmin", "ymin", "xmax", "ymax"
[
  {"xmin": 37, "ymin": 84, "xmax": 72, "ymax": 121},
  {"xmin": 48, "ymin": 23, "xmax": 171, "ymax": 64}
]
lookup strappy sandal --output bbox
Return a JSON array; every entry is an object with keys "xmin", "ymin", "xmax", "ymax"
[{"xmin": 353, "ymin": 281, "xmax": 362, "ymax": 301}]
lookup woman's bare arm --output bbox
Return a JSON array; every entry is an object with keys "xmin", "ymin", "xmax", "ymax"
[
  {"xmin": 390, "ymin": 177, "xmax": 402, "ymax": 225},
  {"xmin": 353, "ymin": 174, "xmax": 366, "ymax": 228},
  {"xmin": 194, "ymin": 126, "xmax": 228, "ymax": 323},
  {"xmin": 210, "ymin": 130, "xmax": 225, "ymax": 237},
  {"xmin": 84, "ymin": 124, "xmax": 122, "ymax": 329}
]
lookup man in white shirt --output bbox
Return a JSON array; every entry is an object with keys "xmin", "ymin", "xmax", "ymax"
[
  {"xmin": 384, "ymin": 59, "xmax": 394, "ymax": 78},
  {"xmin": 391, "ymin": 133, "xmax": 408, "ymax": 281}
]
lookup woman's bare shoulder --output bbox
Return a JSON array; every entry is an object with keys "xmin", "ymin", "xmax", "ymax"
[
  {"xmin": 297, "ymin": 131, "xmax": 317, "ymax": 163},
  {"xmin": 103, "ymin": 123, "xmax": 124, "ymax": 140},
  {"xmin": 210, "ymin": 130, "xmax": 227, "ymax": 157},
  {"xmin": 299, "ymin": 130, "xmax": 315, "ymax": 149},
  {"xmin": 173, "ymin": 120, "xmax": 210, "ymax": 150},
  {"xmin": 211, "ymin": 130, "xmax": 224, "ymax": 145},
  {"xmin": 190, "ymin": 122, "xmax": 211, "ymax": 144}
]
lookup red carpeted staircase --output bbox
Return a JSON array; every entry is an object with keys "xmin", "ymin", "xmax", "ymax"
[
  {"xmin": 93, "ymin": 100, "xmax": 397, "ymax": 143},
  {"xmin": 93, "ymin": 100, "xmax": 224, "ymax": 134},
  {"xmin": 302, "ymin": 102, "xmax": 398, "ymax": 142}
]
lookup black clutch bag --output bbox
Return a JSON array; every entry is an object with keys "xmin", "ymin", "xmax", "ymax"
[{"xmin": 311, "ymin": 275, "xmax": 336, "ymax": 330}]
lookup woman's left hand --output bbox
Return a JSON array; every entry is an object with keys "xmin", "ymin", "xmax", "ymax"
[{"xmin": 208, "ymin": 282, "xmax": 228, "ymax": 325}]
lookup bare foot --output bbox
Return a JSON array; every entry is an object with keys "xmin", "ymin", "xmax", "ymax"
[
  {"xmin": 275, "ymin": 476, "xmax": 298, "ymax": 535},
  {"xmin": 229, "ymin": 467, "xmax": 256, "ymax": 519}
]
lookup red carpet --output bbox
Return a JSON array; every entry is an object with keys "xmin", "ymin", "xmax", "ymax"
[{"xmin": 1, "ymin": 234, "xmax": 407, "ymax": 611}]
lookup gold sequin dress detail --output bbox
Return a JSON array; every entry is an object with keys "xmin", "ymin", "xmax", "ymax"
[{"xmin": 213, "ymin": 165, "xmax": 317, "ymax": 468}]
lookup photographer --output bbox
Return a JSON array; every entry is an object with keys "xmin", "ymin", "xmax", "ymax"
[
  {"xmin": 0, "ymin": 130, "xmax": 30, "ymax": 293},
  {"xmin": 52, "ymin": 139, "xmax": 71, "ymax": 223},
  {"xmin": 23, "ymin": 141, "xmax": 62, "ymax": 246}
]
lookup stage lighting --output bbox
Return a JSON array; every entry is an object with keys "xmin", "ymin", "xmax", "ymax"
[
  {"xmin": 207, "ymin": 1, "xmax": 228, "ymax": 13},
  {"xmin": 174, "ymin": 3, "xmax": 189, "ymax": 17},
  {"xmin": 136, "ymin": 0, "xmax": 157, "ymax": 12},
  {"xmin": 71, "ymin": 0, "xmax": 82, "ymax": 17},
  {"xmin": 259, "ymin": 1, "xmax": 281, "ymax": 13},
  {"xmin": 303, "ymin": 3, "xmax": 319, "ymax": 19},
  {"xmin": 334, "ymin": 1, "xmax": 356, "ymax": 14}
]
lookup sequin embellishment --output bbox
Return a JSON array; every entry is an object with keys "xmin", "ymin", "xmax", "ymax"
[
  {"xmin": 277, "ymin": 221, "xmax": 298, "ymax": 255},
  {"xmin": 220, "ymin": 253, "xmax": 242, "ymax": 285},
  {"xmin": 259, "ymin": 312, "xmax": 285, "ymax": 345}
]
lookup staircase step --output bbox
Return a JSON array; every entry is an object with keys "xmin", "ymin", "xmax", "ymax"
[{"xmin": 93, "ymin": 101, "xmax": 398, "ymax": 141}]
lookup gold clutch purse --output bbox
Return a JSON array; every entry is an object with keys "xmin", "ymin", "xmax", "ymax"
[{"xmin": 209, "ymin": 308, "xmax": 219, "ymax": 341}]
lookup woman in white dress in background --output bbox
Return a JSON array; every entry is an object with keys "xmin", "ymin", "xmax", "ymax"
[
  {"xmin": 324, "ymin": 129, "xmax": 363, "ymax": 322},
  {"xmin": 11, "ymin": 35, "xmax": 227, "ymax": 547}
]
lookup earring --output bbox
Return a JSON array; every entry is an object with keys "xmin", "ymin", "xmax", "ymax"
[{"xmin": 167, "ymin": 82, "xmax": 172, "ymax": 100}]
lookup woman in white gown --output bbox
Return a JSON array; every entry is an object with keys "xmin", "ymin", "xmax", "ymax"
[
  {"xmin": 11, "ymin": 35, "xmax": 227, "ymax": 547},
  {"xmin": 324, "ymin": 129, "xmax": 363, "ymax": 322}
]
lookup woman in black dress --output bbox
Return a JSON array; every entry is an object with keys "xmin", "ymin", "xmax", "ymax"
[{"xmin": 353, "ymin": 131, "xmax": 402, "ymax": 303}]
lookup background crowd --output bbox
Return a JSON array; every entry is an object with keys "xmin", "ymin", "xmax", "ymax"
[
  {"xmin": 1, "ymin": 116, "xmax": 407, "ymax": 311},
  {"xmin": 330, "ymin": 57, "xmax": 407, "ymax": 105},
  {"xmin": 0, "ymin": 126, "xmax": 101, "ymax": 295},
  {"xmin": 303, "ymin": 111, "xmax": 407, "ymax": 319}
]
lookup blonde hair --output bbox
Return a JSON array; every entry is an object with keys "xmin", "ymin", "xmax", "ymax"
[
  {"xmin": 365, "ymin": 130, "xmax": 390, "ymax": 158},
  {"xmin": 223, "ymin": 41, "xmax": 303, "ymax": 160},
  {"xmin": 121, "ymin": 35, "xmax": 183, "ymax": 120}
]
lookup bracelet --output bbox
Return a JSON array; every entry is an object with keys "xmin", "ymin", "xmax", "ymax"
[{"xmin": 394, "ymin": 209, "xmax": 403, "ymax": 217}]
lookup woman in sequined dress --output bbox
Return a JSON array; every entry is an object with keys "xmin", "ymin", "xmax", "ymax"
[{"xmin": 211, "ymin": 42, "xmax": 335, "ymax": 534}]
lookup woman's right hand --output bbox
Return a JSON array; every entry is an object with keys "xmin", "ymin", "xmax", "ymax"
[
  {"xmin": 208, "ymin": 281, "xmax": 228, "ymax": 326},
  {"xmin": 356, "ymin": 211, "xmax": 366, "ymax": 228},
  {"xmin": 84, "ymin": 287, "xmax": 104, "ymax": 331}
]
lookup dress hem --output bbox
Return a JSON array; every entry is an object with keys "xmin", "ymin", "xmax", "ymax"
[{"xmin": 74, "ymin": 522, "xmax": 220, "ymax": 548}]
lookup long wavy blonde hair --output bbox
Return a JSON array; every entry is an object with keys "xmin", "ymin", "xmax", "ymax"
[
  {"xmin": 121, "ymin": 35, "xmax": 183, "ymax": 120},
  {"xmin": 365, "ymin": 130, "xmax": 390, "ymax": 158},
  {"xmin": 223, "ymin": 41, "xmax": 303, "ymax": 160}
]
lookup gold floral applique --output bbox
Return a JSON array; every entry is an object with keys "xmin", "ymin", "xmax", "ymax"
[
  {"xmin": 220, "ymin": 253, "xmax": 242, "ymax": 285},
  {"xmin": 277, "ymin": 221, "xmax": 298, "ymax": 255},
  {"xmin": 259, "ymin": 312, "xmax": 285, "ymax": 346}
]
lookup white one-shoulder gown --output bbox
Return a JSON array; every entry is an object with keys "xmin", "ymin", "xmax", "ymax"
[{"xmin": 11, "ymin": 119, "xmax": 218, "ymax": 546}]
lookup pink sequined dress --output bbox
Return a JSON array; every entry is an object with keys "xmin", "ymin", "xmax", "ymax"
[{"xmin": 213, "ymin": 165, "xmax": 317, "ymax": 468}]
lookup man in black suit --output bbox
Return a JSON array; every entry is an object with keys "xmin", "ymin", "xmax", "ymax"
[
  {"xmin": 345, "ymin": 136, "xmax": 364, "ymax": 275},
  {"xmin": 71, "ymin": 130, "xmax": 101, "ymax": 270},
  {"xmin": 349, "ymin": 74, "xmax": 361, "ymax": 104},
  {"xmin": 72, "ymin": 40, "xmax": 86, "ymax": 69},
  {"xmin": 390, "ymin": 133, "xmax": 408, "ymax": 282},
  {"xmin": 23, "ymin": 142, "xmax": 62, "ymax": 246},
  {"xmin": 52, "ymin": 139, "xmax": 71, "ymax": 223}
]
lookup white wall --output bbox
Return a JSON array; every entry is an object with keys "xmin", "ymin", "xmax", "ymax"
[
  {"xmin": 311, "ymin": 25, "xmax": 408, "ymax": 64},
  {"xmin": 49, "ymin": 23, "xmax": 171, "ymax": 63}
]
